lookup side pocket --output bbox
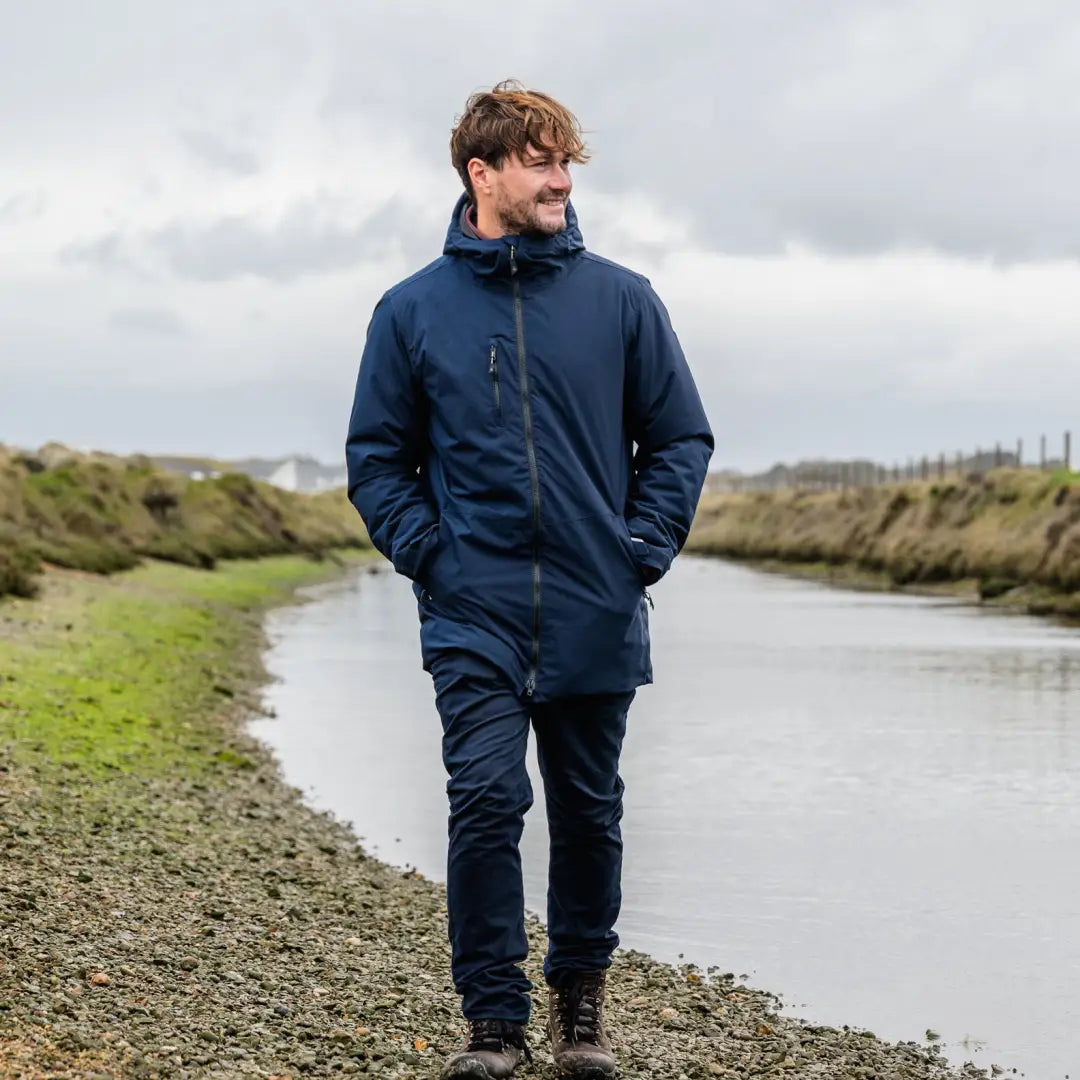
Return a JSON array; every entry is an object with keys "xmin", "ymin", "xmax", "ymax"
[
  {"xmin": 488, "ymin": 343, "xmax": 502, "ymax": 420},
  {"xmin": 393, "ymin": 518, "xmax": 440, "ymax": 583}
]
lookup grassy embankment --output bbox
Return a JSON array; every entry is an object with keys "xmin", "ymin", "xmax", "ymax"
[
  {"xmin": 0, "ymin": 447, "xmax": 368, "ymax": 601},
  {"xmin": 688, "ymin": 467, "xmax": 1080, "ymax": 617},
  {"xmin": 0, "ymin": 501, "xmax": 987, "ymax": 1078}
]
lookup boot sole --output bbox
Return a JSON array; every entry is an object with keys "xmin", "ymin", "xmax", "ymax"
[
  {"xmin": 441, "ymin": 1063, "xmax": 495, "ymax": 1080},
  {"xmin": 555, "ymin": 1067, "xmax": 616, "ymax": 1079}
]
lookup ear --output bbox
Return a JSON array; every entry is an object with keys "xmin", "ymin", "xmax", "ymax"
[{"xmin": 467, "ymin": 157, "xmax": 494, "ymax": 198}]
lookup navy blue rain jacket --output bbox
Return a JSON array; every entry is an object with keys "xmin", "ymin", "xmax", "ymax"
[{"xmin": 346, "ymin": 194, "xmax": 713, "ymax": 701}]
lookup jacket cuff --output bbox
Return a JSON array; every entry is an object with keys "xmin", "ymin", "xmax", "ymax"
[
  {"xmin": 630, "ymin": 535, "xmax": 669, "ymax": 586},
  {"xmin": 392, "ymin": 519, "xmax": 440, "ymax": 582}
]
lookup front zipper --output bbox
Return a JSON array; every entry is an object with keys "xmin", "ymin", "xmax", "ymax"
[
  {"xmin": 510, "ymin": 243, "xmax": 542, "ymax": 698},
  {"xmin": 488, "ymin": 343, "xmax": 502, "ymax": 417}
]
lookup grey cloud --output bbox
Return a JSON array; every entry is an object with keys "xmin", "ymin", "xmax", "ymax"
[
  {"xmin": 9, "ymin": 0, "xmax": 1080, "ymax": 260},
  {"xmin": 61, "ymin": 232, "xmax": 141, "ymax": 274},
  {"xmin": 317, "ymin": 0, "xmax": 1080, "ymax": 262},
  {"xmin": 109, "ymin": 306, "xmax": 189, "ymax": 338},
  {"xmin": 57, "ymin": 195, "xmax": 444, "ymax": 284},
  {"xmin": 0, "ymin": 189, "xmax": 47, "ymax": 224},
  {"xmin": 145, "ymin": 196, "xmax": 439, "ymax": 282},
  {"xmin": 179, "ymin": 129, "xmax": 260, "ymax": 176}
]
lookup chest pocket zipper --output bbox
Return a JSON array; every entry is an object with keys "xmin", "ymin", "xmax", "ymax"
[{"xmin": 489, "ymin": 343, "xmax": 502, "ymax": 419}]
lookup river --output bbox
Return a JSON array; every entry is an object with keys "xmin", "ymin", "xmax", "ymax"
[{"xmin": 250, "ymin": 556, "xmax": 1080, "ymax": 1079}]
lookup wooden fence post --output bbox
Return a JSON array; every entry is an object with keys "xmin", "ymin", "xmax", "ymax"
[
  {"xmin": 1016, "ymin": 438, "xmax": 1023, "ymax": 468},
  {"xmin": 955, "ymin": 450, "xmax": 963, "ymax": 476},
  {"xmin": 994, "ymin": 442, "xmax": 1002, "ymax": 468},
  {"xmin": 938, "ymin": 452, "xmax": 945, "ymax": 479},
  {"xmin": 1041, "ymin": 434, "xmax": 1047, "ymax": 470},
  {"xmin": 1066, "ymin": 431, "xmax": 1072, "ymax": 472}
]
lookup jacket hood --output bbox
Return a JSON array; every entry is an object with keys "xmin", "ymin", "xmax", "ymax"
[{"xmin": 442, "ymin": 192, "xmax": 585, "ymax": 277}]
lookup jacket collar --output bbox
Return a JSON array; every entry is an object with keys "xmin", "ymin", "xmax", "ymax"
[{"xmin": 443, "ymin": 192, "xmax": 585, "ymax": 278}]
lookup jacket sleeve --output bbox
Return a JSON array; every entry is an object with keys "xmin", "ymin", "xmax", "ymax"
[
  {"xmin": 345, "ymin": 293, "xmax": 440, "ymax": 582},
  {"xmin": 624, "ymin": 281, "xmax": 714, "ymax": 585}
]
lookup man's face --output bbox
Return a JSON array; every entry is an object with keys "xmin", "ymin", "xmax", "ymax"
[{"xmin": 487, "ymin": 142, "xmax": 573, "ymax": 237}]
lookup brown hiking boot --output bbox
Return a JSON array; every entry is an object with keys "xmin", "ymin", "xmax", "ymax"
[
  {"xmin": 548, "ymin": 969, "xmax": 616, "ymax": 1078},
  {"xmin": 441, "ymin": 1019, "xmax": 532, "ymax": 1079}
]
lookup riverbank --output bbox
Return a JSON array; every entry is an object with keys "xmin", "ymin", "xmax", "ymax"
[
  {"xmin": 688, "ymin": 468, "xmax": 1080, "ymax": 619},
  {"xmin": 0, "ymin": 445, "xmax": 368, "ymax": 600},
  {"xmin": 1, "ymin": 557, "xmax": 991, "ymax": 1079}
]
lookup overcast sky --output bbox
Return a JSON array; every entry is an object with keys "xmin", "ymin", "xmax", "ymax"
[{"xmin": 4, "ymin": 0, "xmax": 1080, "ymax": 473}]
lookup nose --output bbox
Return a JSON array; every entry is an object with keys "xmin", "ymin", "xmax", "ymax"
[{"xmin": 549, "ymin": 165, "xmax": 572, "ymax": 193}]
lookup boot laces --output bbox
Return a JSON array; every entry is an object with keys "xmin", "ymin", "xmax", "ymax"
[
  {"xmin": 466, "ymin": 1019, "xmax": 533, "ymax": 1064},
  {"xmin": 555, "ymin": 972, "xmax": 604, "ymax": 1044}
]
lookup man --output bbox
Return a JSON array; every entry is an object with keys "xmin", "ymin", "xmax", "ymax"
[{"xmin": 346, "ymin": 81, "xmax": 713, "ymax": 1079}]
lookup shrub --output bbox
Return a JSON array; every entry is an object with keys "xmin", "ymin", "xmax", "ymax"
[
  {"xmin": 978, "ymin": 577, "xmax": 1019, "ymax": 600},
  {"xmin": 137, "ymin": 535, "xmax": 215, "ymax": 569},
  {"xmin": 34, "ymin": 537, "xmax": 139, "ymax": 574},
  {"xmin": 0, "ymin": 544, "xmax": 40, "ymax": 598}
]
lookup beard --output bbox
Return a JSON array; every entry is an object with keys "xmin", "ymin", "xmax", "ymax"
[{"xmin": 493, "ymin": 187, "xmax": 568, "ymax": 237}]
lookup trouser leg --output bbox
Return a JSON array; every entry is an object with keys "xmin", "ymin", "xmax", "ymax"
[
  {"xmin": 431, "ymin": 651, "xmax": 534, "ymax": 1022},
  {"xmin": 532, "ymin": 689, "xmax": 634, "ymax": 987}
]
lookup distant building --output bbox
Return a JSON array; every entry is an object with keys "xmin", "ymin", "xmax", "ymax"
[
  {"xmin": 151, "ymin": 454, "xmax": 346, "ymax": 494},
  {"xmin": 265, "ymin": 457, "xmax": 347, "ymax": 493}
]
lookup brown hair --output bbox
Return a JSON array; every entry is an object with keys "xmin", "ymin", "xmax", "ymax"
[{"xmin": 450, "ymin": 79, "xmax": 590, "ymax": 200}]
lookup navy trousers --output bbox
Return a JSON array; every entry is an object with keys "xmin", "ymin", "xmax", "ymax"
[{"xmin": 430, "ymin": 650, "xmax": 634, "ymax": 1023}]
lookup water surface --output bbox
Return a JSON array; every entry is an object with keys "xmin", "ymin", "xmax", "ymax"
[{"xmin": 252, "ymin": 558, "xmax": 1080, "ymax": 1079}]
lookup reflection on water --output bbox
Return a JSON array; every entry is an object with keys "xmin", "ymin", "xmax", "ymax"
[{"xmin": 252, "ymin": 558, "xmax": 1080, "ymax": 1080}]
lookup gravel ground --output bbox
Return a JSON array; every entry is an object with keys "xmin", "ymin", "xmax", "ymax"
[{"xmin": 0, "ymin": 567, "xmax": 996, "ymax": 1080}]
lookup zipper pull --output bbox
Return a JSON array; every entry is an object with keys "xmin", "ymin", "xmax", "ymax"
[
  {"xmin": 525, "ymin": 672, "xmax": 536, "ymax": 697},
  {"xmin": 489, "ymin": 343, "xmax": 497, "ymax": 375},
  {"xmin": 509, "ymin": 243, "xmax": 518, "ymax": 276}
]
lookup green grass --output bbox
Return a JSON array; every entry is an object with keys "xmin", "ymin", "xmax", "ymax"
[{"xmin": 0, "ymin": 552, "xmax": 372, "ymax": 778}]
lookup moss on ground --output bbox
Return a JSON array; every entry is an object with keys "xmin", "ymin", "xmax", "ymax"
[{"xmin": 0, "ymin": 554, "xmax": 370, "ymax": 779}]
